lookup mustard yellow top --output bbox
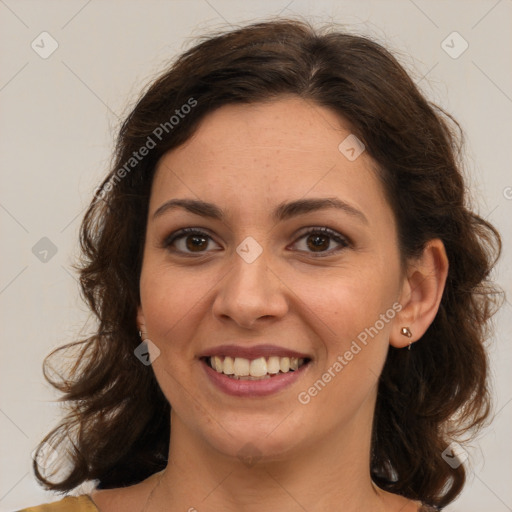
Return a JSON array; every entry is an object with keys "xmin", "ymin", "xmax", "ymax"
[{"xmin": 16, "ymin": 495, "xmax": 99, "ymax": 512}]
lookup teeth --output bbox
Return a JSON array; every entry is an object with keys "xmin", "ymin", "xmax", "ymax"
[
  {"xmin": 208, "ymin": 355, "xmax": 308, "ymax": 378},
  {"xmin": 233, "ymin": 357, "xmax": 250, "ymax": 376},
  {"xmin": 213, "ymin": 356, "xmax": 223, "ymax": 372},
  {"xmin": 267, "ymin": 356, "xmax": 280, "ymax": 374},
  {"xmin": 223, "ymin": 356, "xmax": 234, "ymax": 375},
  {"xmin": 280, "ymin": 357, "xmax": 290, "ymax": 373},
  {"xmin": 250, "ymin": 357, "xmax": 267, "ymax": 377}
]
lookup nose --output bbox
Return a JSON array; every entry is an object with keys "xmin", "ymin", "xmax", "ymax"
[{"xmin": 211, "ymin": 248, "xmax": 289, "ymax": 329}]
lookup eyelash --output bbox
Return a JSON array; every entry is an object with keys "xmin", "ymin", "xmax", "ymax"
[{"xmin": 162, "ymin": 226, "xmax": 350, "ymax": 258}]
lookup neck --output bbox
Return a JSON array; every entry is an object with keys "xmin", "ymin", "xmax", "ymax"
[{"xmin": 147, "ymin": 405, "xmax": 390, "ymax": 512}]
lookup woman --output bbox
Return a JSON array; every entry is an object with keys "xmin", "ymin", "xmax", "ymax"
[{"xmin": 20, "ymin": 18, "xmax": 502, "ymax": 512}]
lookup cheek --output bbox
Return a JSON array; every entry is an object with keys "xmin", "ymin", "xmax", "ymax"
[
  {"xmin": 140, "ymin": 261, "xmax": 209, "ymax": 343},
  {"xmin": 293, "ymin": 272, "xmax": 397, "ymax": 419},
  {"xmin": 286, "ymin": 261, "xmax": 399, "ymax": 397},
  {"xmin": 331, "ymin": 281, "xmax": 394, "ymax": 344},
  {"xmin": 139, "ymin": 264, "xmax": 204, "ymax": 408},
  {"xmin": 289, "ymin": 260, "xmax": 398, "ymax": 337}
]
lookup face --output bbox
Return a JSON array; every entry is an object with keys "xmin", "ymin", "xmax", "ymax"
[{"xmin": 138, "ymin": 96, "xmax": 405, "ymax": 462}]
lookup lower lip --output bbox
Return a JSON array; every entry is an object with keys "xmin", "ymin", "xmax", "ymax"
[{"xmin": 201, "ymin": 359, "xmax": 311, "ymax": 397}]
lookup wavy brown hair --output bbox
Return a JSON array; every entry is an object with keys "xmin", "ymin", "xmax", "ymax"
[{"xmin": 33, "ymin": 18, "xmax": 502, "ymax": 508}]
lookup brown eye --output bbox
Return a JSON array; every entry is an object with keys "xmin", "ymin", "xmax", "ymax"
[
  {"xmin": 306, "ymin": 233, "xmax": 330, "ymax": 251},
  {"xmin": 292, "ymin": 227, "xmax": 350, "ymax": 256},
  {"xmin": 164, "ymin": 228, "xmax": 221, "ymax": 255},
  {"xmin": 184, "ymin": 234, "xmax": 209, "ymax": 251}
]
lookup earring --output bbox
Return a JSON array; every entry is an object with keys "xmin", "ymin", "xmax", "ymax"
[
  {"xmin": 138, "ymin": 329, "xmax": 148, "ymax": 339},
  {"xmin": 400, "ymin": 327, "xmax": 412, "ymax": 350}
]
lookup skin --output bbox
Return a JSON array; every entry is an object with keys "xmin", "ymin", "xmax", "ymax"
[{"xmin": 91, "ymin": 96, "xmax": 448, "ymax": 512}]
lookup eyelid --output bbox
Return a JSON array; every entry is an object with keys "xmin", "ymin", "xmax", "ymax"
[
  {"xmin": 290, "ymin": 226, "xmax": 351, "ymax": 256},
  {"xmin": 162, "ymin": 226, "xmax": 351, "ymax": 256},
  {"xmin": 161, "ymin": 227, "xmax": 220, "ymax": 253}
]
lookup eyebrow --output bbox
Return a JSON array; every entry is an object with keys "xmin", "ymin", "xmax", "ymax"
[{"xmin": 153, "ymin": 197, "xmax": 368, "ymax": 225}]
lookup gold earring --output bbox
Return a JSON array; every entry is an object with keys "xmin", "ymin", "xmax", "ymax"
[
  {"xmin": 401, "ymin": 327, "xmax": 412, "ymax": 350},
  {"xmin": 400, "ymin": 327, "xmax": 412, "ymax": 338}
]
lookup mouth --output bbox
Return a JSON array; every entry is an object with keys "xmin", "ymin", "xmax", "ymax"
[
  {"xmin": 201, "ymin": 355, "xmax": 312, "ymax": 380},
  {"xmin": 198, "ymin": 344, "xmax": 313, "ymax": 396}
]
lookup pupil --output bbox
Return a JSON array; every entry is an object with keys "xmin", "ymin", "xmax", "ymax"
[
  {"xmin": 308, "ymin": 234, "xmax": 328, "ymax": 251},
  {"xmin": 186, "ymin": 235, "xmax": 207, "ymax": 251}
]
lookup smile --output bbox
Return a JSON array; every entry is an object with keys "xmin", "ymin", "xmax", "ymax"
[
  {"xmin": 200, "ymin": 356, "xmax": 312, "ymax": 397},
  {"xmin": 203, "ymin": 355, "xmax": 310, "ymax": 379}
]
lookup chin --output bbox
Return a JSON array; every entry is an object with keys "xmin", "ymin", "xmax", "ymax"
[{"xmin": 199, "ymin": 419, "xmax": 306, "ymax": 464}]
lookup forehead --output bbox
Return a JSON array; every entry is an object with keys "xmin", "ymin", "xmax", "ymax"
[{"xmin": 150, "ymin": 97, "xmax": 392, "ymax": 227}]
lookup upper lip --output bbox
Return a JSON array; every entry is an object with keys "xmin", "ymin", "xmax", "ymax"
[{"xmin": 198, "ymin": 344, "xmax": 312, "ymax": 360}]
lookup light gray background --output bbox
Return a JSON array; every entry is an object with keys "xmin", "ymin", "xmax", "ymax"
[{"xmin": 1, "ymin": 1, "xmax": 511, "ymax": 511}]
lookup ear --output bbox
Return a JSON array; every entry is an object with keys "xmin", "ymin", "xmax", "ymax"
[
  {"xmin": 137, "ymin": 305, "xmax": 146, "ymax": 334},
  {"xmin": 390, "ymin": 239, "xmax": 449, "ymax": 348}
]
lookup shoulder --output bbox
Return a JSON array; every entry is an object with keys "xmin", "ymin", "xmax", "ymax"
[{"xmin": 15, "ymin": 495, "xmax": 98, "ymax": 512}]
